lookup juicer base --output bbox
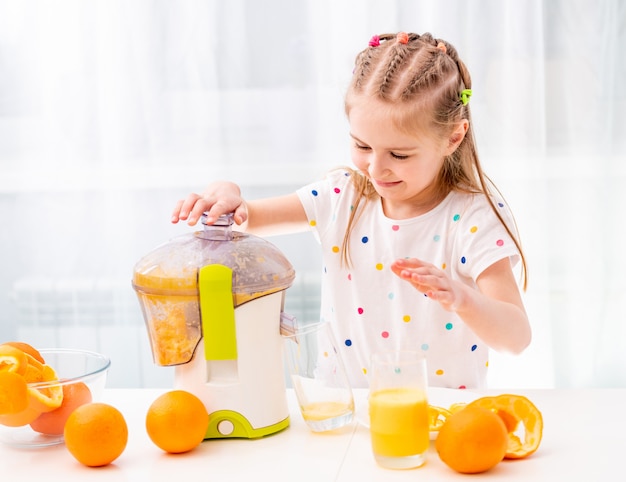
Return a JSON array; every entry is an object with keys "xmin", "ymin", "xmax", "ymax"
[{"xmin": 205, "ymin": 410, "xmax": 290, "ymax": 439}]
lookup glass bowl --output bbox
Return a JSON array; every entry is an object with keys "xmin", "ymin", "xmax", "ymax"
[{"xmin": 0, "ymin": 348, "xmax": 110, "ymax": 448}]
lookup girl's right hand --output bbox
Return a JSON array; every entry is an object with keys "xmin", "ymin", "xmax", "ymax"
[{"xmin": 171, "ymin": 181, "xmax": 248, "ymax": 226}]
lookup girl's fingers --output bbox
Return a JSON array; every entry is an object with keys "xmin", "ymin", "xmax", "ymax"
[{"xmin": 171, "ymin": 199, "xmax": 185, "ymax": 223}]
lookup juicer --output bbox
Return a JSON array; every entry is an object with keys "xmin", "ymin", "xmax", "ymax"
[{"xmin": 132, "ymin": 213, "xmax": 295, "ymax": 438}]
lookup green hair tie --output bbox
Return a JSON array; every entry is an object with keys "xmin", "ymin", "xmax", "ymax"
[{"xmin": 460, "ymin": 89, "xmax": 472, "ymax": 106}]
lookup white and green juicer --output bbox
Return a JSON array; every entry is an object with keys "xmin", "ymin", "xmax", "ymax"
[{"xmin": 132, "ymin": 213, "xmax": 295, "ymax": 438}]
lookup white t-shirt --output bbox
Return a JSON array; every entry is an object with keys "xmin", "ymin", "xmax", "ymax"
[{"xmin": 296, "ymin": 169, "xmax": 521, "ymax": 389}]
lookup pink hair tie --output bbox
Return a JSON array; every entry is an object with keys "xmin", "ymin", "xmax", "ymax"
[
  {"xmin": 397, "ymin": 32, "xmax": 409, "ymax": 44},
  {"xmin": 368, "ymin": 35, "xmax": 380, "ymax": 47}
]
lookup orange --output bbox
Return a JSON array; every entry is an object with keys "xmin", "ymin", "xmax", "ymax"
[
  {"xmin": 0, "ymin": 371, "xmax": 29, "ymax": 415},
  {"xmin": 428, "ymin": 405, "xmax": 451, "ymax": 432},
  {"xmin": 30, "ymin": 382, "xmax": 92, "ymax": 435},
  {"xmin": 0, "ymin": 344, "xmax": 29, "ymax": 376},
  {"xmin": 0, "ymin": 364, "xmax": 63, "ymax": 427},
  {"xmin": 23, "ymin": 364, "xmax": 63, "ymax": 414},
  {"xmin": 145, "ymin": 390, "xmax": 209, "ymax": 454},
  {"xmin": 428, "ymin": 402, "xmax": 468, "ymax": 432},
  {"xmin": 3, "ymin": 341, "xmax": 46, "ymax": 364},
  {"xmin": 0, "ymin": 342, "xmax": 48, "ymax": 383},
  {"xmin": 467, "ymin": 394, "xmax": 543, "ymax": 459},
  {"xmin": 21, "ymin": 354, "xmax": 47, "ymax": 384},
  {"xmin": 448, "ymin": 402, "xmax": 467, "ymax": 414},
  {"xmin": 0, "ymin": 404, "xmax": 43, "ymax": 427},
  {"xmin": 435, "ymin": 405, "xmax": 508, "ymax": 474},
  {"xmin": 64, "ymin": 402, "xmax": 128, "ymax": 467}
]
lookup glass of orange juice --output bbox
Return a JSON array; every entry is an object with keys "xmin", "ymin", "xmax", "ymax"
[
  {"xmin": 368, "ymin": 351, "xmax": 429, "ymax": 469},
  {"xmin": 283, "ymin": 321, "xmax": 354, "ymax": 432}
]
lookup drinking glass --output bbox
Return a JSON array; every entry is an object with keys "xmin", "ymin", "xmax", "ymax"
[
  {"xmin": 283, "ymin": 321, "xmax": 354, "ymax": 432},
  {"xmin": 368, "ymin": 351, "xmax": 429, "ymax": 469}
]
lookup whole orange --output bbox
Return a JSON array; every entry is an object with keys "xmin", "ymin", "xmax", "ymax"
[
  {"xmin": 435, "ymin": 405, "xmax": 508, "ymax": 474},
  {"xmin": 30, "ymin": 382, "xmax": 92, "ymax": 435},
  {"xmin": 64, "ymin": 402, "xmax": 128, "ymax": 467},
  {"xmin": 145, "ymin": 390, "xmax": 209, "ymax": 454}
]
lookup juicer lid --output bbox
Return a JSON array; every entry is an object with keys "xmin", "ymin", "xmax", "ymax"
[{"xmin": 132, "ymin": 213, "xmax": 295, "ymax": 302}]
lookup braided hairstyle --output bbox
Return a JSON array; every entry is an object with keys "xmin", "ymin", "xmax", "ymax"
[{"xmin": 342, "ymin": 32, "xmax": 527, "ymax": 289}]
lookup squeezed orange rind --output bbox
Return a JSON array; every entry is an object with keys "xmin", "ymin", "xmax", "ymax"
[
  {"xmin": 0, "ymin": 371, "xmax": 29, "ymax": 414},
  {"xmin": 467, "ymin": 394, "xmax": 543, "ymax": 459},
  {"xmin": 0, "ymin": 342, "xmax": 64, "ymax": 427},
  {"xmin": 448, "ymin": 402, "xmax": 467, "ymax": 414},
  {"xmin": 3, "ymin": 342, "xmax": 46, "ymax": 364},
  {"xmin": 27, "ymin": 365, "xmax": 63, "ymax": 413},
  {"xmin": 0, "ymin": 344, "xmax": 29, "ymax": 376},
  {"xmin": 428, "ymin": 405, "xmax": 452, "ymax": 432}
]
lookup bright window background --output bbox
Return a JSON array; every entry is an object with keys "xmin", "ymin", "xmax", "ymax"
[{"xmin": 1, "ymin": 0, "xmax": 624, "ymax": 389}]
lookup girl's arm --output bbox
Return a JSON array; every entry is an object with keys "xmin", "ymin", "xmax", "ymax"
[
  {"xmin": 172, "ymin": 181, "xmax": 309, "ymax": 236},
  {"xmin": 391, "ymin": 257, "xmax": 531, "ymax": 354},
  {"xmin": 245, "ymin": 194, "xmax": 310, "ymax": 236}
]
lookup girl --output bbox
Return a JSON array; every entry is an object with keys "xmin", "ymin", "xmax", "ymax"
[{"xmin": 172, "ymin": 32, "xmax": 531, "ymax": 389}]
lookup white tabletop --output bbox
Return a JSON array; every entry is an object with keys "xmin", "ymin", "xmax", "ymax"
[{"xmin": 3, "ymin": 388, "xmax": 625, "ymax": 481}]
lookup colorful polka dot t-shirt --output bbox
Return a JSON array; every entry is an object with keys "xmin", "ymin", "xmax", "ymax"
[{"xmin": 296, "ymin": 169, "xmax": 521, "ymax": 389}]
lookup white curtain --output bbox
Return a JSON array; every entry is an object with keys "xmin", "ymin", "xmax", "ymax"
[{"xmin": 0, "ymin": 0, "xmax": 624, "ymax": 388}]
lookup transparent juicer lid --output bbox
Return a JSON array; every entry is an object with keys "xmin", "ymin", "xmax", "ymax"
[{"xmin": 132, "ymin": 213, "xmax": 296, "ymax": 366}]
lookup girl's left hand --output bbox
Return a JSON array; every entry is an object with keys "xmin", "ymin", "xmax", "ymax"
[{"xmin": 391, "ymin": 258, "xmax": 465, "ymax": 312}]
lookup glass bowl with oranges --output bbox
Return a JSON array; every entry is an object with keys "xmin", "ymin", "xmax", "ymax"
[{"xmin": 0, "ymin": 344, "xmax": 110, "ymax": 448}]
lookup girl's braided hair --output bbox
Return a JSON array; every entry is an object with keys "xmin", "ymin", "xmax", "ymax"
[{"xmin": 343, "ymin": 32, "xmax": 527, "ymax": 289}]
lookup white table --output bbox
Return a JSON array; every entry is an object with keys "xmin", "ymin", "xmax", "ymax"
[{"xmin": 3, "ymin": 388, "xmax": 624, "ymax": 481}]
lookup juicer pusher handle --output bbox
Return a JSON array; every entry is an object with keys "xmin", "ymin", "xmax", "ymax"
[
  {"xmin": 198, "ymin": 212, "xmax": 235, "ymax": 241},
  {"xmin": 201, "ymin": 212, "xmax": 234, "ymax": 226}
]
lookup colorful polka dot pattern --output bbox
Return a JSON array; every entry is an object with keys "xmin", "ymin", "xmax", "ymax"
[{"xmin": 298, "ymin": 170, "xmax": 519, "ymax": 389}]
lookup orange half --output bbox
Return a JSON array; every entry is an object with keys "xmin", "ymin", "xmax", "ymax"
[
  {"xmin": 26, "ymin": 365, "xmax": 63, "ymax": 414},
  {"xmin": 0, "ymin": 371, "xmax": 29, "ymax": 415},
  {"xmin": 0, "ymin": 365, "xmax": 63, "ymax": 427},
  {"xmin": 467, "ymin": 394, "xmax": 543, "ymax": 459},
  {"xmin": 21, "ymin": 354, "xmax": 46, "ymax": 384},
  {"xmin": 428, "ymin": 405, "xmax": 452, "ymax": 432},
  {"xmin": 3, "ymin": 342, "xmax": 46, "ymax": 364},
  {"xmin": 0, "ymin": 344, "xmax": 29, "ymax": 376}
]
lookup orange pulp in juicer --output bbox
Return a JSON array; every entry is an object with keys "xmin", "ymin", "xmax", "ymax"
[{"xmin": 134, "ymin": 264, "xmax": 285, "ymax": 366}]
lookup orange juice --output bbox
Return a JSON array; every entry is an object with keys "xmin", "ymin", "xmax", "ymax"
[{"xmin": 369, "ymin": 387, "xmax": 429, "ymax": 457}]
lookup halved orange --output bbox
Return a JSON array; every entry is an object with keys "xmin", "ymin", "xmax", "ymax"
[
  {"xmin": 0, "ymin": 365, "xmax": 63, "ymax": 427},
  {"xmin": 448, "ymin": 402, "xmax": 468, "ymax": 414},
  {"xmin": 467, "ymin": 394, "xmax": 543, "ymax": 459},
  {"xmin": 0, "ymin": 344, "xmax": 29, "ymax": 376},
  {"xmin": 21, "ymin": 354, "xmax": 47, "ymax": 384},
  {"xmin": 0, "ymin": 403, "xmax": 42, "ymax": 427},
  {"xmin": 0, "ymin": 371, "xmax": 29, "ymax": 415},
  {"xmin": 26, "ymin": 365, "xmax": 63, "ymax": 414},
  {"xmin": 428, "ymin": 405, "xmax": 452, "ymax": 432},
  {"xmin": 3, "ymin": 341, "xmax": 46, "ymax": 364}
]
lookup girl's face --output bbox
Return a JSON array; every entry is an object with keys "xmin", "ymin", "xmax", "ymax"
[{"xmin": 348, "ymin": 101, "xmax": 456, "ymax": 219}]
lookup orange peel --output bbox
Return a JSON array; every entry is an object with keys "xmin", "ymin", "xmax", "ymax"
[
  {"xmin": 0, "ymin": 364, "xmax": 63, "ymax": 427},
  {"xmin": 448, "ymin": 402, "xmax": 467, "ymax": 414},
  {"xmin": 428, "ymin": 405, "xmax": 452, "ymax": 432},
  {"xmin": 0, "ymin": 371, "xmax": 29, "ymax": 415},
  {"xmin": 21, "ymin": 353, "xmax": 47, "ymax": 384},
  {"xmin": 467, "ymin": 394, "xmax": 543, "ymax": 459},
  {"xmin": 25, "ymin": 365, "xmax": 63, "ymax": 414},
  {"xmin": 0, "ymin": 344, "xmax": 29, "ymax": 376},
  {"xmin": 3, "ymin": 341, "xmax": 46, "ymax": 364}
]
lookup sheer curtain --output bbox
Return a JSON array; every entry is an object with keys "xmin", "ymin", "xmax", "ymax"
[{"xmin": 0, "ymin": 0, "xmax": 624, "ymax": 388}]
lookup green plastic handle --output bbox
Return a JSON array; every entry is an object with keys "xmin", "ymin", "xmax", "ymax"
[{"xmin": 198, "ymin": 264, "xmax": 237, "ymax": 360}]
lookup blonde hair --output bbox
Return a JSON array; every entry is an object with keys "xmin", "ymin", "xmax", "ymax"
[{"xmin": 343, "ymin": 32, "xmax": 527, "ymax": 290}]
